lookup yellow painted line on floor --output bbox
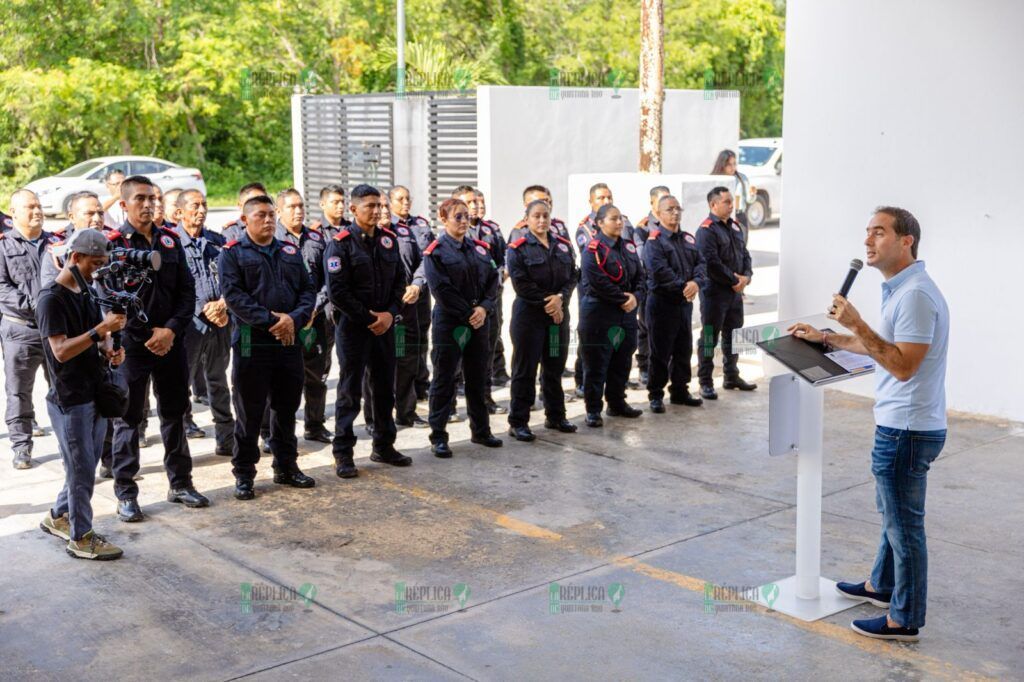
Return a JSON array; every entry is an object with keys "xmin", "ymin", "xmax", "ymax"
[{"xmin": 374, "ymin": 474, "xmax": 992, "ymax": 680}]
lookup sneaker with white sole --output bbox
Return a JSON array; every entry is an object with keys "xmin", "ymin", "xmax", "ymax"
[
  {"xmin": 66, "ymin": 531, "xmax": 123, "ymax": 561},
  {"xmin": 835, "ymin": 581, "xmax": 892, "ymax": 608},
  {"xmin": 40, "ymin": 512, "xmax": 71, "ymax": 542}
]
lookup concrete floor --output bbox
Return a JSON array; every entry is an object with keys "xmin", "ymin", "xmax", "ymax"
[{"xmin": 3, "ymin": 224, "xmax": 1022, "ymax": 679}]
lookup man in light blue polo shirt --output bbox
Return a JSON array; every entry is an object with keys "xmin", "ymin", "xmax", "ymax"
[{"xmin": 789, "ymin": 206, "xmax": 948, "ymax": 642}]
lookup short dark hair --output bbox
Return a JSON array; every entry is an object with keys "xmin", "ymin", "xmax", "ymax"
[
  {"xmin": 524, "ymin": 199, "xmax": 550, "ymax": 217},
  {"xmin": 657, "ymin": 194, "xmax": 679, "ymax": 210},
  {"xmin": 163, "ymin": 187, "xmax": 184, "ymax": 203},
  {"xmin": 176, "ymin": 189, "xmax": 205, "ymax": 208},
  {"xmin": 589, "ymin": 182, "xmax": 610, "ymax": 198},
  {"xmin": 238, "ymin": 182, "xmax": 267, "ymax": 198},
  {"xmin": 388, "ymin": 185, "xmax": 409, "ymax": 199},
  {"xmin": 242, "ymin": 195, "xmax": 275, "ymax": 215},
  {"xmin": 650, "ymin": 185, "xmax": 670, "ymax": 198},
  {"xmin": 276, "ymin": 188, "xmax": 303, "ymax": 205},
  {"xmin": 120, "ymin": 175, "xmax": 156, "ymax": 200},
  {"xmin": 707, "ymin": 186, "xmax": 731, "ymax": 204},
  {"xmin": 350, "ymin": 184, "xmax": 381, "ymax": 202},
  {"xmin": 68, "ymin": 191, "xmax": 100, "ymax": 212},
  {"xmin": 104, "ymin": 168, "xmax": 126, "ymax": 182},
  {"xmin": 522, "ymin": 185, "xmax": 550, "ymax": 200},
  {"xmin": 451, "ymin": 185, "xmax": 476, "ymax": 198},
  {"xmin": 319, "ymin": 184, "xmax": 346, "ymax": 200},
  {"xmin": 875, "ymin": 206, "xmax": 921, "ymax": 258},
  {"xmin": 595, "ymin": 203, "xmax": 619, "ymax": 224}
]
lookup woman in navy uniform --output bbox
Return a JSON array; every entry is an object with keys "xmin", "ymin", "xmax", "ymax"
[
  {"xmin": 423, "ymin": 198, "xmax": 502, "ymax": 458},
  {"xmin": 578, "ymin": 204, "xmax": 644, "ymax": 427},
  {"xmin": 505, "ymin": 200, "xmax": 579, "ymax": 441}
]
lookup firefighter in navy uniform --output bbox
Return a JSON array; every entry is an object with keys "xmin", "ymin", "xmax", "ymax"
[
  {"xmin": 389, "ymin": 185, "xmax": 435, "ymax": 401},
  {"xmin": 221, "ymin": 183, "xmax": 267, "ymax": 242},
  {"xmin": 218, "ymin": 194, "xmax": 317, "ymax": 500},
  {"xmin": 423, "ymin": 198, "xmax": 502, "ymax": 458},
  {"xmin": 0, "ymin": 190, "xmax": 61, "ymax": 469},
  {"xmin": 474, "ymin": 189, "xmax": 511, "ymax": 388},
  {"xmin": 643, "ymin": 194, "xmax": 706, "ymax": 413},
  {"xmin": 695, "ymin": 186, "xmax": 757, "ymax": 400},
  {"xmin": 505, "ymin": 200, "xmax": 578, "ymax": 441},
  {"xmin": 324, "ymin": 185, "xmax": 411, "ymax": 478},
  {"xmin": 455, "ymin": 186, "xmax": 507, "ymax": 413},
  {"xmin": 578, "ymin": 204, "xmax": 644, "ymax": 427},
  {"xmin": 105, "ymin": 176, "xmax": 209, "ymax": 522},
  {"xmin": 633, "ymin": 185, "xmax": 670, "ymax": 388},
  {"xmin": 310, "ymin": 184, "xmax": 352, "ymax": 239},
  {"xmin": 275, "ymin": 189, "xmax": 332, "ymax": 443}
]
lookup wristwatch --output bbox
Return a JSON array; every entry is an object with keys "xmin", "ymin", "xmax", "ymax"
[{"xmin": 88, "ymin": 328, "xmax": 103, "ymax": 344}]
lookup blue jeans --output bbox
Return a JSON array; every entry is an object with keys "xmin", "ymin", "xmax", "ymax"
[
  {"xmin": 869, "ymin": 425, "xmax": 946, "ymax": 629},
  {"xmin": 48, "ymin": 399, "xmax": 108, "ymax": 541}
]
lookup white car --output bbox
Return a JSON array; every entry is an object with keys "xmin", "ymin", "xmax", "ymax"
[
  {"xmin": 25, "ymin": 155, "xmax": 207, "ymax": 217},
  {"xmin": 738, "ymin": 138, "xmax": 782, "ymax": 227}
]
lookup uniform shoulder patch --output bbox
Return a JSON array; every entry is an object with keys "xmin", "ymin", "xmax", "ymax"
[
  {"xmin": 684, "ymin": 232, "xmax": 697, "ymax": 244},
  {"xmin": 222, "ymin": 220, "xmax": 239, "ymax": 230},
  {"xmin": 380, "ymin": 226, "xmax": 397, "ymax": 238},
  {"xmin": 423, "ymin": 239, "xmax": 439, "ymax": 255},
  {"xmin": 334, "ymin": 230, "xmax": 351, "ymax": 241},
  {"xmin": 587, "ymin": 240, "xmax": 599, "ymax": 252},
  {"xmin": 159, "ymin": 226, "xmax": 179, "ymax": 239},
  {"xmin": 472, "ymin": 239, "xmax": 490, "ymax": 250},
  {"xmin": 699, "ymin": 219, "xmax": 713, "ymax": 228},
  {"xmin": 223, "ymin": 240, "xmax": 239, "ymax": 249},
  {"xmin": 509, "ymin": 237, "xmax": 527, "ymax": 249},
  {"xmin": 649, "ymin": 229, "xmax": 661, "ymax": 240},
  {"xmin": 555, "ymin": 234, "xmax": 572, "ymax": 246}
]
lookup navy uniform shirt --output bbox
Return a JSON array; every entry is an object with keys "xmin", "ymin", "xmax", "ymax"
[
  {"xmin": 508, "ymin": 216, "xmax": 571, "ymax": 245},
  {"xmin": 576, "ymin": 212, "xmax": 639, "ymax": 256},
  {"xmin": 220, "ymin": 218, "xmax": 245, "ymax": 243},
  {"xmin": 695, "ymin": 213, "xmax": 752, "ymax": 295},
  {"xmin": 422, "ymin": 232, "xmax": 499, "ymax": 323},
  {"xmin": 393, "ymin": 214, "xmax": 435, "ymax": 274},
  {"xmin": 506, "ymin": 231, "xmax": 577, "ymax": 312},
  {"xmin": 580, "ymin": 230, "xmax": 643, "ymax": 328},
  {"xmin": 217, "ymin": 233, "xmax": 316, "ymax": 345},
  {"xmin": 643, "ymin": 226, "xmax": 707, "ymax": 302},
  {"xmin": 388, "ymin": 217, "xmax": 427, "ymax": 291},
  {"xmin": 310, "ymin": 217, "xmax": 352, "ymax": 242},
  {"xmin": 0, "ymin": 211, "xmax": 13, "ymax": 233},
  {"xmin": 173, "ymin": 224, "xmax": 226, "ymax": 325},
  {"xmin": 323, "ymin": 224, "xmax": 406, "ymax": 327},
  {"xmin": 106, "ymin": 222, "xmax": 197, "ymax": 345},
  {"xmin": 276, "ymin": 222, "xmax": 327, "ymax": 314},
  {"xmin": 635, "ymin": 212, "xmax": 661, "ymax": 243},
  {"xmin": 0, "ymin": 228, "xmax": 62, "ymax": 323}
]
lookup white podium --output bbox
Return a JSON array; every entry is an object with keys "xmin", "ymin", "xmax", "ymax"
[{"xmin": 738, "ymin": 317, "xmax": 874, "ymax": 621}]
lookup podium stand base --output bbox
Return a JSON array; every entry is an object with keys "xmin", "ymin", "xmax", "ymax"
[{"xmin": 755, "ymin": 576, "xmax": 860, "ymax": 622}]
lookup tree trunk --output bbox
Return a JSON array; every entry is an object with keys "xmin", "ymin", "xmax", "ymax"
[{"xmin": 639, "ymin": 0, "xmax": 664, "ymax": 173}]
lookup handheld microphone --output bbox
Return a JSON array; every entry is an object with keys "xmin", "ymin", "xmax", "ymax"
[{"xmin": 838, "ymin": 258, "xmax": 863, "ymax": 298}]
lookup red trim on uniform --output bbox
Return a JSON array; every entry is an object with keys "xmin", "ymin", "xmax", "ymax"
[
  {"xmin": 699, "ymin": 219, "xmax": 713, "ymax": 228},
  {"xmin": 472, "ymin": 239, "xmax": 490, "ymax": 250},
  {"xmin": 509, "ymin": 237, "xmax": 527, "ymax": 249},
  {"xmin": 309, "ymin": 220, "xmax": 323, "ymax": 231},
  {"xmin": 334, "ymin": 230, "xmax": 351, "ymax": 241},
  {"xmin": 105, "ymin": 230, "xmax": 122, "ymax": 241},
  {"xmin": 591, "ymin": 240, "xmax": 623, "ymax": 282},
  {"xmin": 649, "ymin": 228, "xmax": 662, "ymax": 240},
  {"xmin": 380, "ymin": 226, "xmax": 397, "ymax": 238},
  {"xmin": 578, "ymin": 215, "xmax": 591, "ymax": 228},
  {"xmin": 423, "ymin": 240, "xmax": 439, "ymax": 255},
  {"xmin": 555, "ymin": 234, "xmax": 572, "ymax": 246},
  {"xmin": 637, "ymin": 216, "xmax": 649, "ymax": 228},
  {"xmin": 223, "ymin": 240, "xmax": 239, "ymax": 249},
  {"xmin": 159, "ymin": 226, "xmax": 178, "ymax": 237}
]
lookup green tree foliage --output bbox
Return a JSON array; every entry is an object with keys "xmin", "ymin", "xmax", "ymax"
[{"xmin": 0, "ymin": 0, "xmax": 784, "ymax": 200}]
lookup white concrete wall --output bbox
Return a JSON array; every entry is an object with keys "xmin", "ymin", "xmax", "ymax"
[
  {"xmin": 477, "ymin": 86, "xmax": 739, "ymax": 231},
  {"xmin": 781, "ymin": 0, "xmax": 1024, "ymax": 421}
]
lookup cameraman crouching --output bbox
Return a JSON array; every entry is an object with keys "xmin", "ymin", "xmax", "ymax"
[{"xmin": 37, "ymin": 230, "xmax": 127, "ymax": 560}]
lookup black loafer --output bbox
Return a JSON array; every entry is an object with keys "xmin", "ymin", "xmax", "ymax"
[
  {"xmin": 214, "ymin": 446, "xmax": 233, "ymax": 457},
  {"xmin": 585, "ymin": 413, "xmax": 604, "ymax": 428},
  {"xmin": 508, "ymin": 425, "xmax": 535, "ymax": 442},
  {"xmin": 185, "ymin": 422, "xmax": 206, "ymax": 439},
  {"xmin": 396, "ymin": 415, "xmax": 430, "ymax": 429},
  {"xmin": 471, "ymin": 434, "xmax": 503, "ymax": 448},
  {"xmin": 167, "ymin": 487, "xmax": 210, "ymax": 508},
  {"xmin": 303, "ymin": 428, "xmax": 333, "ymax": 444},
  {"xmin": 649, "ymin": 399, "xmax": 666, "ymax": 414},
  {"xmin": 722, "ymin": 377, "xmax": 757, "ymax": 391},
  {"xmin": 670, "ymin": 392, "xmax": 703, "ymax": 407},
  {"xmin": 12, "ymin": 452, "xmax": 31, "ymax": 470},
  {"xmin": 371, "ymin": 448, "xmax": 412, "ymax": 466},
  {"xmin": 117, "ymin": 498, "xmax": 144, "ymax": 522},
  {"xmin": 260, "ymin": 438, "xmax": 272, "ymax": 453},
  {"xmin": 273, "ymin": 470, "xmax": 316, "ymax": 488},
  {"xmin": 544, "ymin": 419, "xmax": 578, "ymax": 433},
  {"xmin": 700, "ymin": 385, "xmax": 718, "ymax": 400},
  {"xmin": 234, "ymin": 479, "xmax": 255, "ymax": 500},
  {"xmin": 432, "ymin": 442, "xmax": 453, "ymax": 459},
  {"xmin": 335, "ymin": 459, "xmax": 358, "ymax": 478},
  {"xmin": 607, "ymin": 405, "xmax": 643, "ymax": 418}
]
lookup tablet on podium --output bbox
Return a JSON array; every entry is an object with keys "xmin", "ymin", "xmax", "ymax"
[{"xmin": 756, "ymin": 328, "xmax": 874, "ymax": 386}]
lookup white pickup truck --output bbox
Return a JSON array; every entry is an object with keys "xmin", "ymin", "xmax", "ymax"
[{"xmin": 738, "ymin": 138, "xmax": 782, "ymax": 227}]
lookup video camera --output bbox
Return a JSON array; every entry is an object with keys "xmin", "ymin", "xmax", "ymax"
[{"xmin": 71, "ymin": 247, "xmax": 162, "ymax": 352}]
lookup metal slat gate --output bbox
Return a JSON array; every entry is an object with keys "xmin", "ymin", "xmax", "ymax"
[
  {"xmin": 298, "ymin": 96, "xmax": 394, "ymax": 212},
  {"xmin": 428, "ymin": 97, "xmax": 478, "ymax": 218}
]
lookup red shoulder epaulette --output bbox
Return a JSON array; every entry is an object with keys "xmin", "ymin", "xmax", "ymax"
[
  {"xmin": 472, "ymin": 239, "xmax": 490, "ymax": 250},
  {"xmin": 159, "ymin": 226, "xmax": 178, "ymax": 238},
  {"xmin": 222, "ymin": 220, "xmax": 238, "ymax": 230},
  {"xmin": 223, "ymin": 240, "xmax": 239, "ymax": 249},
  {"xmin": 482, "ymin": 219, "xmax": 499, "ymax": 230},
  {"xmin": 309, "ymin": 220, "xmax": 323, "ymax": 231},
  {"xmin": 380, "ymin": 226, "xmax": 397, "ymax": 238},
  {"xmin": 512, "ymin": 219, "xmax": 526, "ymax": 231},
  {"xmin": 587, "ymin": 240, "xmax": 599, "ymax": 252},
  {"xmin": 105, "ymin": 230, "xmax": 122, "ymax": 241},
  {"xmin": 637, "ymin": 216, "xmax": 649, "ymax": 228},
  {"xmin": 334, "ymin": 230, "xmax": 351, "ymax": 241},
  {"xmin": 649, "ymin": 228, "xmax": 662, "ymax": 240},
  {"xmin": 699, "ymin": 218, "xmax": 713, "ymax": 228},
  {"xmin": 423, "ymin": 240, "xmax": 439, "ymax": 255},
  {"xmin": 578, "ymin": 215, "xmax": 591, "ymax": 227},
  {"xmin": 555, "ymin": 234, "xmax": 572, "ymax": 246},
  {"xmin": 509, "ymin": 237, "xmax": 527, "ymax": 249}
]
